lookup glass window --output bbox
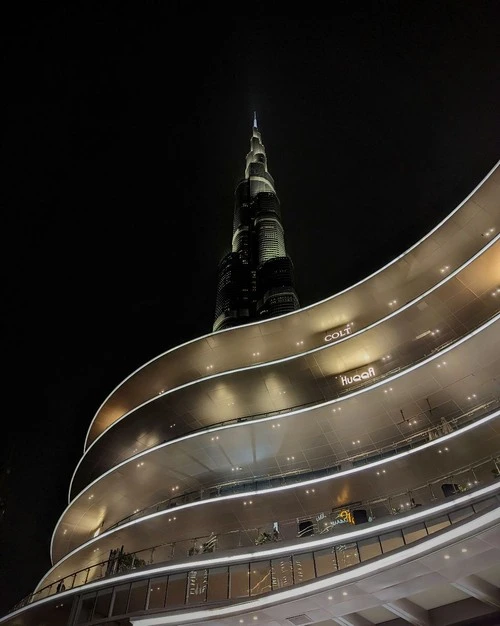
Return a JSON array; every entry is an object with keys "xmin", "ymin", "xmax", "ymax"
[
  {"xmin": 93, "ymin": 588, "xmax": 112, "ymax": 619},
  {"xmin": 186, "ymin": 569, "xmax": 208, "ymax": 604},
  {"xmin": 358, "ymin": 536, "xmax": 382, "ymax": 561},
  {"xmin": 111, "ymin": 584, "xmax": 130, "ymax": 617},
  {"xmin": 128, "ymin": 580, "xmax": 148, "ymax": 613},
  {"xmin": 449, "ymin": 505, "xmax": 474, "ymax": 524},
  {"xmin": 229, "ymin": 563, "xmax": 249, "ymax": 598},
  {"xmin": 426, "ymin": 515, "xmax": 451, "ymax": 534},
  {"xmin": 314, "ymin": 547, "xmax": 338, "ymax": 577},
  {"xmin": 207, "ymin": 567, "xmax": 228, "ymax": 602},
  {"xmin": 165, "ymin": 573, "xmax": 187, "ymax": 608},
  {"xmin": 403, "ymin": 523, "xmax": 427, "ymax": 544},
  {"xmin": 380, "ymin": 531, "xmax": 405, "ymax": 553},
  {"xmin": 76, "ymin": 592, "xmax": 96, "ymax": 624},
  {"xmin": 271, "ymin": 557, "xmax": 293, "ymax": 589},
  {"xmin": 336, "ymin": 543, "xmax": 360, "ymax": 569},
  {"xmin": 250, "ymin": 560, "xmax": 271, "ymax": 596},
  {"xmin": 148, "ymin": 576, "xmax": 168, "ymax": 610},
  {"xmin": 292, "ymin": 552, "xmax": 316, "ymax": 584}
]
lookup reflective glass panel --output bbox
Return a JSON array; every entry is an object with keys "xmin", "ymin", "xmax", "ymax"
[
  {"xmin": 358, "ymin": 536, "xmax": 382, "ymax": 561},
  {"xmin": 229, "ymin": 563, "xmax": 249, "ymax": 598},
  {"xmin": 250, "ymin": 560, "xmax": 271, "ymax": 596},
  {"xmin": 314, "ymin": 546, "xmax": 338, "ymax": 576},
  {"xmin": 148, "ymin": 576, "xmax": 168, "ymax": 610},
  {"xmin": 93, "ymin": 588, "xmax": 112, "ymax": 619},
  {"xmin": 336, "ymin": 543, "xmax": 360, "ymax": 569},
  {"xmin": 207, "ymin": 567, "xmax": 228, "ymax": 602},
  {"xmin": 187, "ymin": 569, "xmax": 208, "ymax": 604},
  {"xmin": 111, "ymin": 584, "xmax": 130, "ymax": 617},
  {"xmin": 165, "ymin": 573, "xmax": 187, "ymax": 608},
  {"xmin": 380, "ymin": 530, "xmax": 405, "ymax": 553},
  {"xmin": 271, "ymin": 556, "xmax": 293, "ymax": 589},
  {"xmin": 293, "ymin": 552, "xmax": 315, "ymax": 583},
  {"xmin": 128, "ymin": 580, "xmax": 148, "ymax": 613},
  {"xmin": 76, "ymin": 592, "xmax": 96, "ymax": 624}
]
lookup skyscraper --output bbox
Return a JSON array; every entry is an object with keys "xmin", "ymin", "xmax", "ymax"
[{"xmin": 213, "ymin": 114, "xmax": 300, "ymax": 332}]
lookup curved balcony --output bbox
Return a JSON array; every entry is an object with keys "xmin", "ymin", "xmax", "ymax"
[
  {"xmin": 84, "ymin": 162, "xmax": 500, "ymax": 449},
  {"xmin": 72, "ymin": 239, "xmax": 500, "ymax": 498},
  {"xmin": 52, "ymin": 312, "xmax": 500, "ymax": 567},
  {"xmin": 4, "ymin": 481, "xmax": 500, "ymax": 626}
]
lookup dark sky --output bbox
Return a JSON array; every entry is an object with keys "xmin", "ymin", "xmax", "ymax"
[{"xmin": 1, "ymin": 3, "xmax": 499, "ymax": 615}]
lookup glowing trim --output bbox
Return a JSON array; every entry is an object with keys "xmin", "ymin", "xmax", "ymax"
[
  {"xmin": 48, "ymin": 403, "xmax": 500, "ymax": 583},
  {"xmin": 35, "ymin": 482, "xmax": 500, "ymax": 604},
  {"xmin": 83, "ymin": 160, "xmax": 500, "ymax": 451},
  {"xmin": 136, "ymin": 505, "xmax": 500, "ymax": 625},
  {"xmin": 69, "ymin": 307, "xmax": 500, "ymax": 503}
]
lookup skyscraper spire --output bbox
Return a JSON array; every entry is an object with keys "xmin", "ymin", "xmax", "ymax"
[{"xmin": 213, "ymin": 117, "xmax": 300, "ymax": 332}]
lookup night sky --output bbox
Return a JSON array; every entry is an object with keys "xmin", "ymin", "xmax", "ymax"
[{"xmin": 2, "ymin": 3, "xmax": 499, "ymax": 615}]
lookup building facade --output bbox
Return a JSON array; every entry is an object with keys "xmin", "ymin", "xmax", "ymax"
[
  {"xmin": 213, "ymin": 114, "xmax": 300, "ymax": 332},
  {"xmin": 1, "ymin": 151, "xmax": 500, "ymax": 626}
]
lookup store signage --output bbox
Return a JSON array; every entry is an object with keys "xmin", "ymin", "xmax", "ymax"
[
  {"xmin": 332, "ymin": 509, "xmax": 354, "ymax": 526},
  {"xmin": 324, "ymin": 323, "xmax": 352, "ymax": 342},
  {"xmin": 340, "ymin": 366, "xmax": 375, "ymax": 386}
]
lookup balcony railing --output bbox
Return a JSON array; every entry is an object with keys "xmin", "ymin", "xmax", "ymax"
[
  {"xmin": 12, "ymin": 454, "xmax": 500, "ymax": 615},
  {"xmin": 10, "ymin": 482, "xmax": 500, "ymax": 625}
]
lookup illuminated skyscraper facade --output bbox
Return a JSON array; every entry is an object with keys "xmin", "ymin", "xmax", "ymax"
[{"xmin": 213, "ymin": 114, "xmax": 300, "ymax": 332}]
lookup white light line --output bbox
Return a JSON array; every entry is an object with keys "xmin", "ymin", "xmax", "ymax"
[
  {"xmin": 46, "ymin": 411, "xmax": 499, "ymax": 590},
  {"xmin": 82, "ymin": 160, "xmax": 500, "ymax": 451}
]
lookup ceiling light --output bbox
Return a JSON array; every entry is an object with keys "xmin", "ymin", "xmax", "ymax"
[{"xmin": 342, "ymin": 591, "xmax": 348, "ymax": 596}]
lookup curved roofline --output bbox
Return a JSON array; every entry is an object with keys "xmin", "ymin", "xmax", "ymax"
[
  {"xmin": 83, "ymin": 159, "xmax": 500, "ymax": 452},
  {"xmin": 29, "ymin": 492, "xmax": 500, "ymax": 614},
  {"xmin": 48, "ymin": 411, "xmax": 500, "ymax": 586},
  {"xmin": 57, "ymin": 313, "xmax": 499, "ymax": 563},
  {"xmin": 73, "ymin": 237, "xmax": 499, "ymax": 496}
]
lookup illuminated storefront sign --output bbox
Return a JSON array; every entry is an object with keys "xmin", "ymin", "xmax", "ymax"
[
  {"xmin": 340, "ymin": 366, "xmax": 375, "ymax": 386},
  {"xmin": 331, "ymin": 509, "xmax": 354, "ymax": 526},
  {"xmin": 324, "ymin": 323, "xmax": 352, "ymax": 342}
]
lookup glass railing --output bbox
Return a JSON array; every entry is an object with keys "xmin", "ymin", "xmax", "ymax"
[
  {"xmin": 101, "ymin": 398, "xmax": 499, "ymax": 535},
  {"xmin": 17, "ymin": 483, "xmax": 500, "ymax": 625},
  {"xmin": 13, "ymin": 454, "xmax": 500, "ymax": 614}
]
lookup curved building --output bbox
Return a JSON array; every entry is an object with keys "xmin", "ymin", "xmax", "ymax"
[{"xmin": 1, "ymin": 134, "xmax": 500, "ymax": 626}]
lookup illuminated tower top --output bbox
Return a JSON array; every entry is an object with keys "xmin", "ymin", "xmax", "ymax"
[{"xmin": 213, "ymin": 115, "xmax": 300, "ymax": 332}]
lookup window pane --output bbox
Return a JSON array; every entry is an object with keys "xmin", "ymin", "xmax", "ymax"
[
  {"xmin": 449, "ymin": 506, "xmax": 474, "ymax": 524},
  {"xmin": 207, "ymin": 567, "xmax": 228, "ymax": 602},
  {"xmin": 148, "ymin": 576, "xmax": 168, "ymax": 610},
  {"xmin": 314, "ymin": 547, "xmax": 338, "ymax": 577},
  {"xmin": 336, "ymin": 543, "xmax": 360, "ymax": 569},
  {"xmin": 426, "ymin": 515, "xmax": 451, "ymax": 534},
  {"xmin": 111, "ymin": 584, "xmax": 130, "ymax": 617},
  {"xmin": 165, "ymin": 573, "xmax": 187, "ymax": 608},
  {"xmin": 358, "ymin": 536, "xmax": 382, "ymax": 561},
  {"xmin": 187, "ymin": 569, "xmax": 208, "ymax": 604},
  {"xmin": 93, "ymin": 588, "xmax": 112, "ymax": 619},
  {"xmin": 403, "ymin": 523, "xmax": 427, "ymax": 544},
  {"xmin": 128, "ymin": 580, "xmax": 148, "ymax": 613},
  {"xmin": 293, "ymin": 552, "xmax": 316, "ymax": 584},
  {"xmin": 76, "ymin": 592, "xmax": 96, "ymax": 624},
  {"xmin": 380, "ymin": 531, "xmax": 405, "ymax": 553},
  {"xmin": 250, "ymin": 560, "xmax": 271, "ymax": 596},
  {"xmin": 229, "ymin": 563, "xmax": 249, "ymax": 598},
  {"xmin": 271, "ymin": 557, "xmax": 293, "ymax": 589}
]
